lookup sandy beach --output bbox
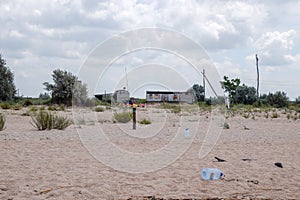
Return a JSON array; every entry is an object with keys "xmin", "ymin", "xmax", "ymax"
[{"xmin": 0, "ymin": 107, "xmax": 299, "ymax": 199}]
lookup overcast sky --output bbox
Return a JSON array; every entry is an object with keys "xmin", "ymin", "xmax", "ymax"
[{"xmin": 1, "ymin": 0, "xmax": 300, "ymax": 99}]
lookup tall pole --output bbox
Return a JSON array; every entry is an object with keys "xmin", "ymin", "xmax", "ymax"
[
  {"xmin": 256, "ymin": 54, "xmax": 260, "ymax": 104},
  {"xmin": 203, "ymin": 69, "xmax": 205, "ymax": 99}
]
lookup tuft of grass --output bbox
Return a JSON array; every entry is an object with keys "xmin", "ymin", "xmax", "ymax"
[
  {"xmin": 13, "ymin": 104, "xmax": 22, "ymax": 110},
  {"xmin": 0, "ymin": 102, "xmax": 11, "ymax": 109},
  {"xmin": 29, "ymin": 106, "xmax": 38, "ymax": 112},
  {"xmin": 113, "ymin": 111, "xmax": 132, "ymax": 123},
  {"xmin": 223, "ymin": 122, "xmax": 230, "ymax": 129},
  {"xmin": 48, "ymin": 105, "xmax": 57, "ymax": 111},
  {"xmin": 95, "ymin": 106, "xmax": 105, "ymax": 112},
  {"xmin": 139, "ymin": 118, "xmax": 151, "ymax": 125},
  {"xmin": 31, "ymin": 110, "xmax": 71, "ymax": 130},
  {"xmin": 160, "ymin": 103, "xmax": 181, "ymax": 114},
  {"xmin": 0, "ymin": 113, "xmax": 6, "ymax": 131},
  {"xmin": 271, "ymin": 112, "xmax": 279, "ymax": 119},
  {"xmin": 59, "ymin": 104, "xmax": 66, "ymax": 111}
]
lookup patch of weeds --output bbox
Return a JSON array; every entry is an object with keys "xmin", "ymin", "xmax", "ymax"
[
  {"xmin": 48, "ymin": 105, "xmax": 57, "ymax": 111},
  {"xmin": 29, "ymin": 106, "xmax": 38, "ymax": 112},
  {"xmin": 22, "ymin": 99, "xmax": 33, "ymax": 107},
  {"xmin": 113, "ymin": 111, "xmax": 132, "ymax": 123},
  {"xmin": 59, "ymin": 104, "xmax": 66, "ymax": 111},
  {"xmin": 223, "ymin": 122, "xmax": 230, "ymax": 129},
  {"xmin": 13, "ymin": 104, "xmax": 22, "ymax": 110},
  {"xmin": 0, "ymin": 102, "xmax": 11, "ymax": 109},
  {"xmin": 139, "ymin": 118, "xmax": 151, "ymax": 125},
  {"xmin": 271, "ymin": 112, "xmax": 279, "ymax": 119},
  {"xmin": 95, "ymin": 107, "xmax": 105, "ymax": 112},
  {"xmin": 31, "ymin": 110, "xmax": 72, "ymax": 130}
]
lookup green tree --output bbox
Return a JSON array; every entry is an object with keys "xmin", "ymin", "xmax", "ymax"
[
  {"xmin": 44, "ymin": 69, "xmax": 88, "ymax": 106},
  {"xmin": 192, "ymin": 84, "xmax": 205, "ymax": 102},
  {"xmin": 295, "ymin": 96, "xmax": 300, "ymax": 104},
  {"xmin": 234, "ymin": 85, "xmax": 257, "ymax": 104},
  {"xmin": 220, "ymin": 76, "xmax": 241, "ymax": 103},
  {"xmin": 0, "ymin": 54, "xmax": 16, "ymax": 101},
  {"xmin": 266, "ymin": 91, "xmax": 289, "ymax": 108}
]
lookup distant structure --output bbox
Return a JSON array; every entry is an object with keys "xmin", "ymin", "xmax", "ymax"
[
  {"xmin": 146, "ymin": 89, "xmax": 195, "ymax": 104},
  {"xmin": 95, "ymin": 89, "xmax": 130, "ymax": 103}
]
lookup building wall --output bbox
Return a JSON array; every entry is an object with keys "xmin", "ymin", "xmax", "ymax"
[{"xmin": 146, "ymin": 90, "xmax": 194, "ymax": 104}]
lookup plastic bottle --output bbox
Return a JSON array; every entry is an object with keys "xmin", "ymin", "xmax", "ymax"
[
  {"xmin": 201, "ymin": 168, "xmax": 223, "ymax": 180},
  {"xmin": 184, "ymin": 128, "xmax": 190, "ymax": 138}
]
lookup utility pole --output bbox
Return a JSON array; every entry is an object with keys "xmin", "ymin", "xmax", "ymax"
[
  {"xmin": 203, "ymin": 69, "xmax": 205, "ymax": 99},
  {"xmin": 256, "ymin": 54, "xmax": 260, "ymax": 104}
]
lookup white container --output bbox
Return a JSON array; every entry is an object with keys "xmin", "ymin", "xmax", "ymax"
[
  {"xmin": 184, "ymin": 128, "xmax": 190, "ymax": 138},
  {"xmin": 201, "ymin": 168, "xmax": 223, "ymax": 180}
]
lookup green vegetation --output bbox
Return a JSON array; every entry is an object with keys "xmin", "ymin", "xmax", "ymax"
[
  {"xmin": 0, "ymin": 54, "xmax": 16, "ymax": 101},
  {"xmin": 95, "ymin": 106, "xmax": 105, "ymax": 112},
  {"xmin": 31, "ymin": 110, "xmax": 72, "ymax": 130},
  {"xmin": 43, "ymin": 69, "xmax": 88, "ymax": 106},
  {"xmin": 160, "ymin": 103, "xmax": 181, "ymax": 113},
  {"xmin": 113, "ymin": 111, "xmax": 132, "ymax": 123},
  {"xmin": 139, "ymin": 118, "xmax": 151, "ymax": 124},
  {"xmin": 0, "ymin": 102, "xmax": 11, "ymax": 109},
  {"xmin": 0, "ymin": 113, "xmax": 5, "ymax": 131},
  {"xmin": 223, "ymin": 122, "xmax": 230, "ymax": 129}
]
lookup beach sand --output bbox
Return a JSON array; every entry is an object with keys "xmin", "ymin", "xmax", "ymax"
[{"xmin": 0, "ymin": 107, "xmax": 299, "ymax": 199}]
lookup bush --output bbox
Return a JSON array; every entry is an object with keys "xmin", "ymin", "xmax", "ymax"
[
  {"xmin": 31, "ymin": 110, "xmax": 71, "ymax": 130},
  {"xmin": 223, "ymin": 122, "xmax": 230, "ymax": 129},
  {"xmin": 139, "ymin": 118, "xmax": 151, "ymax": 124},
  {"xmin": 0, "ymin": 102, "xmax": 11, "ymax": 109},
  {"xmin": 113, "ymin": 111, "xmax": 132, "ymax": 123},
  {"xmin": 0, "ymin": 113, "xmax": 5, "ymax": 131},
  {"xmin": 13, "ymin": 104, "xmax": 22, "ymax": 110},
  {"xmin": 22, "ymin": 99, "xmax": 33, "ymax": 107},
  {"xmin": 95, "ymin": 106, "xmax": 105, "ymax": 112},
  {"xmin": 48, "ymin": 105, "xmax": 57, "ymax": 111},
  {"xmin": 160, "ymin": 103, "xmax": 181, "ymax": 113},
  {"xmin": 29, "ymin": 106, "xmax": 38, "ymax": 112}
]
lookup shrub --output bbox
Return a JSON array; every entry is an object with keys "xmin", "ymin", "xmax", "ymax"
[
  {"xmin": 113, "ymin": 111, "xmax": 132, "ymax": 123},
  {"xmin": 59, "ymin": 104, "xmax": 66, "ymax": 111},
  {"xmin": 160, "ymin": 103, "xmax": 181, "ymax": 113},
  {"xmin": 23, "ymin": 99, "xmax": 33, "ymax": 107},
  {"xmin": 223, "ymin": 122, "xmax": 230, "ymax": 129},
  {"xmin": 13, "ymin": 104, "xmax": 22, "ymax": 110},
  {"xmin": 271, "ymin": 112, "xmax": 279, "ymax": 119},
  {"xmin": 29, "ymin": 106, "xmax": 38, "ymax": 112},
  {"xmin": 0, "ymin": 113, "xmax": 5, "ymax": 131},
  {"xmin": 48, "ymin": 105, "xmax": 57, "ymax": 111},
  {"xmin": 0, "ymin": 102, "xmax": 11, "ymax": 109},
  {"xmin": 139, "ymin": 118, "xmax": 151, "ymax": 124},
  {"xmin": 31, "ymin": 110, "xmax": 71, "ymax": 130},
  {"xmin": 95, "ymin": 107, "xmax": 105, "ymax": 112}
]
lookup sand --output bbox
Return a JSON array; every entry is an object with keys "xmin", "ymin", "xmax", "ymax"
[{"xmin": 0, "ymin": 107, "xmax": 299, "ymax": 199}]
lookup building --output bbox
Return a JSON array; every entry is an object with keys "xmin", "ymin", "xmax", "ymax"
[
  {"xmin": 95, "ymin": 89, "xmax": 130, "ymax": 103},
  {"xmin": 113, "ymin": 89, "xmax": 130, "ymax": 103},
  {"xmin": 146, "ymin": 89, "xmax": 195, "ymax": 104}
]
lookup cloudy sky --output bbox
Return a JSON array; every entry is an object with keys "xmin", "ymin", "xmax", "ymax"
[{"xmin": 1, "ymin": 0, "xmax": 300, "ymax": 99}]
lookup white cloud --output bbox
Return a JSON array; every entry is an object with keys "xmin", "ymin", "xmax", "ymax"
[
  {"xmin": 255, "ymin": 30, "xmax": 297, "ymax": 66},
  {"xmin": 0, "ymin": 0, "xmax": 299, "ymax": 98}
]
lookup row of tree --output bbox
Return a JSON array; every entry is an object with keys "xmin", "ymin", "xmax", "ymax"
[
  {"xmin": 0, "ymin": 54, "xmax": 88, "ymax": 106},
  {"xmin": 1, "ymin": 53, "xmax": 300, "ymax": 107},
  {"xmin": 193, "ymin": 75, "xmax": 296, "ymax": 108}
]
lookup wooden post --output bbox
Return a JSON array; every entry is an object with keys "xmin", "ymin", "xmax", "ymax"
[
  {"xmin": 256, "ymin": 54, "xmax": 260, "ymax": 105},
  {"xmin": 203, "ymin": 69, "xmax": 205, "ymax": 100},
  {"xmin": 132, "ymin": 104, "xmax": 137, "ymax": 130}
]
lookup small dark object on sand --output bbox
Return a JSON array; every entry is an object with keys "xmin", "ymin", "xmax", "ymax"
[
  {"xmin": 275, "ymin": 162, "xmax": 283, "ymax": 168},
  {"xmin": 215, "ymin": 156, "xmax": 226, "ymax": 162}
]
